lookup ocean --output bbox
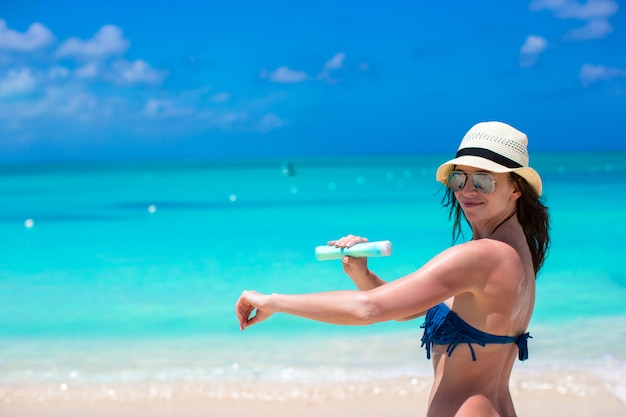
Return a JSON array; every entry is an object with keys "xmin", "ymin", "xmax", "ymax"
[{"xmin": 1, "ymin": 152, "xmax": 625, "ymax": 406}]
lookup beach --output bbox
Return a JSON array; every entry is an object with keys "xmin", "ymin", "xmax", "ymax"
[
  {"xmin": 1, "ymin": 330, "xmax": 625, "ymax": 417},
  {"xmin": 1, "ymin": 153, "xmax": 625, "ymax": 416},
  {"xmin": 3, "ymin": 368, "xmax": 626, "ymax": 417}
]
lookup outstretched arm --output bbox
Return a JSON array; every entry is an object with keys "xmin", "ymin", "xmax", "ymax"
[
  {"xmin": 236, "ymin": 241, "xmax": 499, "ymax": 331},
  {"xmin": 235, "ymin": 289, "xmax": 376, "ymax": 330}
]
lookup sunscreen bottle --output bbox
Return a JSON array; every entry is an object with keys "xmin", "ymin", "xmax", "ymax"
[{"xmin": 315, "ymin": 240, "xmax": 392, "ymax": 261}]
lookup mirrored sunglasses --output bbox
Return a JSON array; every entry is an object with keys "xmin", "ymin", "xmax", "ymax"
[{"xmin": 447, "ymin": 171, "xmax": 496, "ymax": 194}]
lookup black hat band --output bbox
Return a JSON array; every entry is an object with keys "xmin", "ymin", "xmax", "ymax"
[{"xmin": 456, "ymin": 147, "xmax": 523, "ymax": 169}]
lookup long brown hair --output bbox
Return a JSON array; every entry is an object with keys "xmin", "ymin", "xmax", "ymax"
[{"xmin": 441, "ymin": 172, "xmax": 550, "ymax": 275}]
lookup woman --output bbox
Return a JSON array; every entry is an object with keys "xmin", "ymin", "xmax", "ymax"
[{"xmin": 235, "ymin": 121, "xmax": 550, "ymax": 417}]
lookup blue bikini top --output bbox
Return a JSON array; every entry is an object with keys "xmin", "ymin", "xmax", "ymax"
[{"xmin": 420, "ymin": 303, "xmax": 531, "ymax": 362}]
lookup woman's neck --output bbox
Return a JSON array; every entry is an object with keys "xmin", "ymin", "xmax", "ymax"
[{"xmin": 472, "ymin": 210, "xmax": 517, "ymax": 240}]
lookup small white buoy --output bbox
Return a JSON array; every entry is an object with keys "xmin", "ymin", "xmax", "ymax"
[
  {"xmin": 24, "ymin": 219, "xmax": 34, "ymax": 228},
  {"xmin": 148, "ymin": 204, "xmax": 157, "ymax": 213},
  {"xmin": 229, "ymin": 194, "xmax": 237, "ymax": 202}
]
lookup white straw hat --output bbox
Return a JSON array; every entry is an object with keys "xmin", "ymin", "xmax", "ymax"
[{"xmin": 436, "ymin": 121, "xmax": 542, "ymax": 196}]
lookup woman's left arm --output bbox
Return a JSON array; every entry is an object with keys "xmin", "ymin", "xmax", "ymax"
[{"xmin": 236, "ymin": 289, "xmax": 377, "ymax": 330}]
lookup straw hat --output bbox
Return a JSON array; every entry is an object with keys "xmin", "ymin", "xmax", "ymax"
[{"xmin": 436, "ymin": 121, "xmax": 542, "ymax": 196}]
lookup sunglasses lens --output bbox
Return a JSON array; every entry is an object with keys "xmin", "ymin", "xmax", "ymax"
[
  {"xmin": 471, "ymin": 173, "xmax": 496, "ymax": 194},
  {"xmin": 447, "ymin": 171, "xmax": 466, "ymax": 192}
]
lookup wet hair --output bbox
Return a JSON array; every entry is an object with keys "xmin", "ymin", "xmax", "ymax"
[{"xmin": 441, "ymin": 172, "xmax": 550, "ymax": 276}]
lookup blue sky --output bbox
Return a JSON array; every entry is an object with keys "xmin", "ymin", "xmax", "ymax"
[{"xmin": 0, "ymin": 0, "xmax": 624, "ymax": 162}]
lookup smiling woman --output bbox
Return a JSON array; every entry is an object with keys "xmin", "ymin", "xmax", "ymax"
[{"xmin": 235, "ymin": 121, "xmax": 551, "ymax": 417}]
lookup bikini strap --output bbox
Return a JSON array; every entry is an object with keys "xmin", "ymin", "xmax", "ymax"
[{"xmin": 516, "ymin": 332, "xmax": 532, "ymax": 361}]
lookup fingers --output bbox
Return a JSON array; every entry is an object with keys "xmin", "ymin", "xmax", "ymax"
[
  {"xmin": 342, "ymin": 255, "xmax": 368, "ymax": 271},
  {"xmin": 235, "ymin": 290, "xmax": 271, "ymax": 331},
  {"xmin": 327, "ymin": 234, "xmax": 368, "ymax": 248},
  {"xmin": 235, "ymin": 290, "xmax": 257, "ymax": 331}
]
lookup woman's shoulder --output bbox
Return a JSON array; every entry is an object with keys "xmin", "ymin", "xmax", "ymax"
[
  {"xmin": 450, "ymin": 239, "xmax": 524, "ymax": 280},
  {"xmin": 454, "ymin": 238, "xmax": 520, "ymax": 259},
  {"xmin": 437, "ymin": 241, "xmax": 525, "ymax": 308}
]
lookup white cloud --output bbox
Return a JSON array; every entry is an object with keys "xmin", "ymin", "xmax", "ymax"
[
  {"xmin": 74, "ymin": 62, "xmax": 101, "ymax": 79},
  {"xmin": 530, "ymin": 0, "xmax": 618, "ymax": 19},
  {"xmin": 521, "ymin": 35, "xmax": 548, "ymax": 55},
  {"xmin": 57, "ymin": 25, "xmax": 129, "ymax": 60},
  {"xmin": 0, "ymin": 21, "xmax": 262, "ymax": 137},
  {"xmin": 198, "ymin": 111, "xmax": 251, "ymax": 131},
  {"xmin": 113, "ymin": 59, "xmax": 166, "ymax": 85},
  {"xmin": 69, "ymin": 58, "xmax": 166, "ymax": 85},
  {"xmin": 142, "ymin": 97, "xmax": 250, "ymax": 132},
  {"xmin": 324, "ymin": 52, "xmax": 345, "ymax": 71},
  {"xmin": 520, "ymin": 35, "xmax": 548, "ymax": 67},
  {"xmin": 254, "ymin": 112, "xmax": 287, "ymax": 133},
  {"xmin": 0, "ymin": 19, "xmax": 55, "ymax": 52},
  {"xmin": 52, "ymin": 90, "xmax": 99, "ymax": 118},
  {"xmin": 317, "ymin": 52, "xmax": 347, "ymax": 83},
  {"xmin": 0, "ymin": 84, "xmax": 100, "ymax": 123},
  {"xmin": 530, "ymin": 0, "xmax": 618, "ymax": 40},
  {"xmin": 0, "ymin": 21, "xmax": 166, "ymax": 87},
  {"xmin": 0, "ymin": 68, "xmax": 37, "ymax": 97},
  {"xmin": 564, "ymin": 18, "xmax": 613, "ymax": 40},
  {"xmin": 260, "ymin": 66, "xmax": 308, "ymax": 83},
  {"xmin": 529, "ymin": 0, "xmax": 567, "ymax": 11},
  {"xmin": 579, "ymin": 63, "xmax": 626, "ymax": 85},
  {"xmin": 260, "ymin": 52, "xmax": 348, "ymax": 84}
]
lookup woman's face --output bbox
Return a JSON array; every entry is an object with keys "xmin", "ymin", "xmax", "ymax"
[{"xmin": 452, "ymin": 165, "xmax": 519, "ymax": 222}]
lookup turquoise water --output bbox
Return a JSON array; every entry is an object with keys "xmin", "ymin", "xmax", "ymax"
[{"xmin": 1, "ymin": 153, "xmax": 625, "ymax": 400}]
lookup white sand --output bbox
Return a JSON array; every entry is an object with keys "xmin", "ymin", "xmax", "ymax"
[{"xmin": 2, "ymin": 369, "xmax": 625, "ymax": 417}]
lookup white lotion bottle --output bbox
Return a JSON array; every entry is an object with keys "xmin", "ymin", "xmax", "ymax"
[{"xmin": 315, "ymin": 240, "xmax": 392, "ymax": 261}]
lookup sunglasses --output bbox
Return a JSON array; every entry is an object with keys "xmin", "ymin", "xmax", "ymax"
[{"xmin": 447, "ymin": 171, "xmax": 496, "ymax": 194}]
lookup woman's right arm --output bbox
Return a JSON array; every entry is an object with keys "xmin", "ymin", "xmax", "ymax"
[{"xmin": 341, "ymin": 257, "xmax": 388, "ymax": 290}]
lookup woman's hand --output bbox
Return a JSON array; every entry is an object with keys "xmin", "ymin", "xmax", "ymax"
[
  {"xmin": 328, "ymin": 234, "xmax": 368, "ymax": 248},
  {"xmin": 235, "ymin": 290, "xmax": 274, "ymax": 331},
  {"xmin": 327, "ymin": 234, "xmax": 373, "ymax": 287}
]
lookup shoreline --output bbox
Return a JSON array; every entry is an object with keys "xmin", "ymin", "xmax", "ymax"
[{"xmin": 2, "ymin": 369, "xmax": 625, "ymax": 417}]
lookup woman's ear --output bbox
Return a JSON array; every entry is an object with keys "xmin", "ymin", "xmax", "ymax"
[
  {"xmin": 511, "ymin": 188, "xmax": 522, "ymax": 201},
  {"xmin": 509, "ymin": 174, "xmax": 522, "ymax": 201}
]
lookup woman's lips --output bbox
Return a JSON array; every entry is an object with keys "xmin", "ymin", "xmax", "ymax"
[{"xmin": 459, "ymin": 200, "xmax": 483, "ymax": 209}]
